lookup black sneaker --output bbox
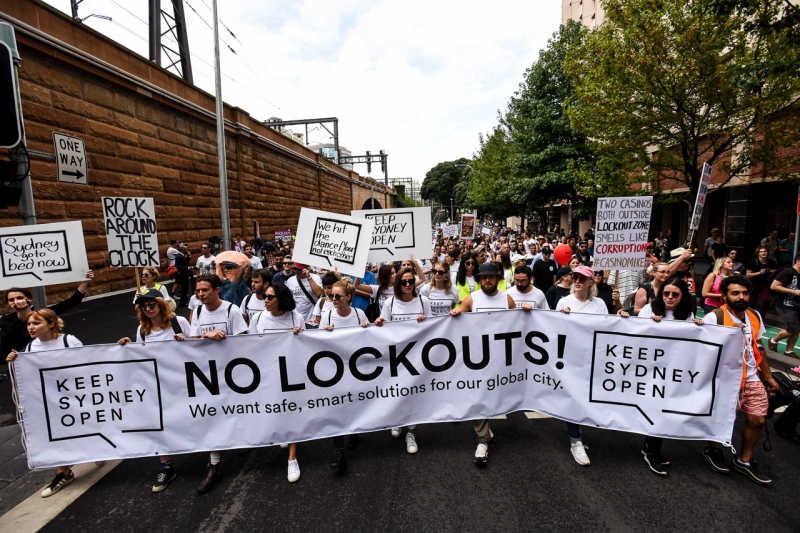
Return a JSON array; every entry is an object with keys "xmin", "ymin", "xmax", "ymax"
[
  {"xmin": 733, "ymin": 457, "xmax": 772, "ymax": 486},
  {"xmin": 642, "ymin": 441, "xmax": 670, "ymax": 465},
  {"xmin": 40, "ymin": 470, "xmax": 74, "ymax": 498},
  {"xmin": 642, "ymin": 450, "xmax": 667, "ymax": 475},
  {"xmin": 703, "ymin": 446, "xmax": 729, "ymax": 474},
  {"xmin": 152, "ymin": 467, "xmax": 177, "ymax": 493}
]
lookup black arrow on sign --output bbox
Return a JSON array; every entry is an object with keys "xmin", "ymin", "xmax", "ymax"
[{"xmin": 61, "ymin": 169, "xmax": 84, "ymax": 179}]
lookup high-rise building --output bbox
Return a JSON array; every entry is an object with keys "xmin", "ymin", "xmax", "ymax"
[{"xmin": 562, "ymin": 0, "xmax": 604, "ymax": 27}]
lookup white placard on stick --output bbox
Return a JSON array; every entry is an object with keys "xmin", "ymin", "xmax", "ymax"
[
  {"xmin": 593, "ymin": 196, "xmax": 653, "ymax": 270},
  {"xmin": 102, "ymin": 197, "xmax": 160, "ymax": 268},
  {"xmin": 293, "ymin": 208, "xmax": 374, "ymax": 278},
  {"xmin": 442, "ymin": 224, "xmax": 459, "ymax": 238},
  {"xmin": 0, "ymin": 221, "xmax": 89, "ymax": 290},
  {"xmin": 351, "ymin": 207, "xmax": 432, "ymax": 263},
  {"xmin": 689, "ymin": 163, "xmax": 713, "ymax": 231}
]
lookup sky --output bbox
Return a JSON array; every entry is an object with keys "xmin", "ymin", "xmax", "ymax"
[{"xmin": 42, "ymin": 0, "xmax": 562, "ymax": 188}]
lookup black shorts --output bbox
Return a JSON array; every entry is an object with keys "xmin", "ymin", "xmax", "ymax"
[{"xmin": 777, "ymin": 306, "xmax": 800, "ymax": 334}]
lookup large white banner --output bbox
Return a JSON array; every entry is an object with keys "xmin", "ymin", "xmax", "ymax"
[
  {"xmin": 0, "ymin": 221, "xmax": 89, "ymax": 290},
  {"xmin": 351, "ymin": 207, "xmax": 432, "ymax": 263},
  {"xmin": 292, "ymin": 208, "xmax": 374, "ymax": 278},
  {"xmin": 12, "ymin": 310, "xmax": 743, "ymax": 468},
  {"xmin": 593, "ymin": 196, "xmax": 653, "ymax": 270},
  {"xmin": 102, "ymin": 197, "xmax": 160, "ymax": 267}
]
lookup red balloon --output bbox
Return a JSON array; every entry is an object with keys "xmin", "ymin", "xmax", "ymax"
[{"xmin": 554, "ymin": 244, "xmax": 573, "ymax": 266}]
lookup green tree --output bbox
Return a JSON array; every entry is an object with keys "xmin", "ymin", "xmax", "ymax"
[
  {"xmin": 565, "ymin": 0, "xmax": 800, "ymax": 208},
  {"xmin": 467, "ymin": 125, "xmax": 524, "ymax": 219},
  {"xmin": 420, "ymin": 158, "xmax": 472, "ymax": 209}
]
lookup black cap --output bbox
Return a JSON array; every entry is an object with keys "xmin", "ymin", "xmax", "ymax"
[
  {"xmin": 135, "ymin": 288, "xmax": 163, "ymax": 304},
  {"xmin": 542, "ymin": 246, "xmax": 552, "ymax": 254},
  {"xmin": 556, "ymin": 266, "xmax": 572, "ymax": 279},
  {"xmin": 475, "ymin": 262, "xmax": 500, "ymax": 279}
]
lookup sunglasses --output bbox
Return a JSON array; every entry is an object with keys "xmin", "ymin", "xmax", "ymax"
[
  {"xmin": 139, "ymin": 301, "xmax": 157, "ymax": 310},
  {"xmin": 141, "ymin": 273, "xmax": 150, "ymax": 278},
  {"xmin": 662, "ymin": 290, "xmax": 681, "ymax": 298},
  {"xmin": 284, "ymin": 261, "xmax": 294, "ymax": 265},
  {"xmin": 265, "ymin": 294, "xmax": 277, "ymax": 301},
  {"xmin": 328, "ymin": 294, "xmax": 344, "ymax": 301},
  {"xmin": 464, "ymin": 261, "xmax": 476, "ymax": 266},
  {"xmin": 399, "ymin": 279, "xmax": 415, "ymax": 286},
  {"xmin": 434, "ymin": 270, "xmax": 447, "ymax": 275},
  {"xmin": 571, "ymin": 274, "xmax": 588, "ymax": 282}
]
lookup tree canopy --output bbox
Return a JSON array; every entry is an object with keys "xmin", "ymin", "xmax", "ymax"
[{"xmin": 419, "ymin": 158, "xmax": 472, "ymax": 209}]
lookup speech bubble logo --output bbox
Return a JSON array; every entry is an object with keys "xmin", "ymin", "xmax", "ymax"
[
  {"xmin": 310, "ymin": 218, "xmax": 362, "ymax": 266},
  {"xmin": 363, "ymin": 211, "xmax": 416, "ymax": 256},
  {"xmin": 39, "ymin": 359, "xmax": 163, "ymax": 448},
  {"xmin": 0, "ymin": 230, "xmax": 71, "ymax": 281},
  {"xmin": 589, "ymin": 332, "xmax": 723, "ymax": 425}
]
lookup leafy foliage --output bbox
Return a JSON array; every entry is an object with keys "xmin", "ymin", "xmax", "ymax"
[{"xmin": 419, "ymin": 158, "xmax": 472, "ymax": 208}]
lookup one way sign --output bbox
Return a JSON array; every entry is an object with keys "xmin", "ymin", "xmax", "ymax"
[{"xmin": 53, "ymin": 132, "xmax": 88, "ymax": 185}]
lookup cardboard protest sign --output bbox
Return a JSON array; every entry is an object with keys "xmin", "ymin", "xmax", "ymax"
[
  {"xmin": 351, "ymin": 207, "xmax": 432, "ymax": 263},
  {"xmin": 275, "ymin": 229, "xmax": 292, "ymax": 239},
  {"xmin": 0, "ymin": 221, "xmax": 89, "ymax": 290},
  {"xmin": 442, "ymin": 224, "xmax": 458, "ymax": 238},
  {"xmin": 102, "ymin": 197, "xmax": 159, "ymax": 268},
  {"xmin": 593, "ymin": 196, "xmax": 653, "ymax": 270},
  {"xmin": 689, "ymin": 163, "xmax": 713, "ymax": 231},
  {"xmin": 293, "ymin": 208, "xmax": 374, "ymax": 278},
  {"xmin": 481, "ymin": 226, "xmax": 492, "ymax": 235},
  {"xmin": 460, "ymin": 214, "xmax": 475, "ymax": 238}
]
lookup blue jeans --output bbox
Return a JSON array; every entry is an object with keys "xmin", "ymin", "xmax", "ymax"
[{"xmin": 567, "ymin": 422, "xmax": 581, "ymax": 440}]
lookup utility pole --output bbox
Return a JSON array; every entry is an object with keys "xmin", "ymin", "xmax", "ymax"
[{"xmin": 212, "ymin": 0, "xmax": 230, "ymax": 251}]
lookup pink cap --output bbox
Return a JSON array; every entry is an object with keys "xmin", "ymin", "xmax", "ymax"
[{"xmin": 570, "ymin": 265, "xmax": 595, "ymax": 278}]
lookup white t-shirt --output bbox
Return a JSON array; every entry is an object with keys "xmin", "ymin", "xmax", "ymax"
[
  {"xmin": 507, "ymin": 285, "xmax": 547, "ymax": 309},
  {"xmin": 188, "ymin": 295, "xmax": 201, "ymax": 313},
  {"xmin": 319, "ymin": 307, "xmax": 368, "ymax": 328},
  {"xmin": 366, "ymin": 285, "xmax": 395, "ymax": 311},
  {"xmin": 314, "ymin": 298, "xmax": 335, "ymax": 318},
  {"xmin": 452, "ymin": 273, "xmax": 476, "ymax": 293},
  {"xmin": 25, "ymin": 334, "xmax": 83, "ymax": 352},
  {"xmin": 380, "ymin": 295, "xmax": 432, "ymax": 322},
  {"xmin": 555, "ymin": 294, "xmax": 609, "ymax": 315},
  {"xmin": 419, "ymin": 284, "xmax": 460, "ymax": 316},
  {"xmin": 240, "ymin": 294, "xmax": 267, "ymax": 322},
  {"xmin": 190, "ymin": 302, "xmax": 248, "ymax": 337},
  {"xmin": 135, "ymin": 316, "xmax": 192, "ymax": 342},
  {"xmin": 167, "ymin": 246, "xmax": 180, "ymax": 267},
  {"xmin": 248, "ymin": 255, "xmax": 263, "ymax": 271},
  {"xmin": 470, "ymin": 289, "xmax": 510, "ymax": 312},
  {"xmin": 637, "ymin": 303, "xmax": 694, "ymax": 322},
  {"xmin": 196, "ymin": 255, "xmax": 216, "ymax": 276},
  {"xmin": 132, "ymin": 284, "xmax": 172, "ymax": 304},
  {"xmin": 702, "ymin": 308, "xmax": 764, "ymax": 382},
  {"xmin": 286, "ymin": 274, "xmax": 322, "ymax": 321},
  {"xmin": 247, "ymin": 310, "xmax": 306, "ymax": 334}
]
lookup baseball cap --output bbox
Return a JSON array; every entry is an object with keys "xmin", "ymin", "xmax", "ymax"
[
  {"xmin": 570, "ymin": 265, "xmax": 595, "ymax": 278},
  {"xmin": 293, "ymin": 262, "xmax": 308, "ymax": 270},
  {"xmin": 135, "ymin": 288, "xmax": 164, "ymax": 304},
  {"xmin": 542, "ymin": 246, "xmax": 552, "ymax": 254}
]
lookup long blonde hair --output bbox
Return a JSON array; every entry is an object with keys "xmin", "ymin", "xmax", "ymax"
[
  {"xmin": 712, "ymin": 257, "xmax": 729, "ymax": 276},
  {"xmin": 136, "ymin": 297, "xmax": 175, "ymax": 336}
]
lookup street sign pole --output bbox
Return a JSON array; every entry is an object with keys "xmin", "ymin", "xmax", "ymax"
[{"xmin": 212, "ymin": 0, "xmax": 231, "ymax": 251}]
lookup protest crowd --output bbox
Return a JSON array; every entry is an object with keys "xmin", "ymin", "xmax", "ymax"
[{"xmin": 4, "ymin": 216, "xmax": 800, "ymax": 500}]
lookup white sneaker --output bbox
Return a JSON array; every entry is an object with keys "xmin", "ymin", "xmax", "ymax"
[
  {"xmin": 405, "ymin": 432, "xmax": 418, "ymax": 454},
  {"xmin": 474, "ymin": 443, "xmax": 489, "ymax": 463},
  {"xmin": 287, "ymin": 459, "xmax": 300, "ymax": 482},
  {"xmin": 570, "ymin": 441, "xmax": 590, "ymax": 466},
  {"xmin": 280, "ymin": 443, "xmax": 289, "ymax": 449},
  {"xmin": 391, "ymin": 427, "xmax": 402, "ymax": 438}
]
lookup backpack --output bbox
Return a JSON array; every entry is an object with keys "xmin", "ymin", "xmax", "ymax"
[
  {"xmin": 195, "ymin": 303, "xmax": 233, "ymax": 320},
  {"xmin": 623, "ymin": 282, "xmax": 655, "ymax": 314},
  {"xmin": 365, "ymin": 298, "xmax": 381, "ymax": 323}
]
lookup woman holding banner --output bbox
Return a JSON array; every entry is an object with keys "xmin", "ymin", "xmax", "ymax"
[
  {"xmin": 247, "ymin": 283, "xmax": 304, "ymax": 482},
  {"xmin": 453, "ymin": 252, "xmax": 479, "ymax": 306},
  {"xmin": 118, "ymin": 289, "xmax": 191, "ymax": 492},
  {"xmin": 319, "ymin": 279, "xmax": 370, "ymax": 470},
  {"xmin": 355, "ymin": 264, "xmax": 397, "ymax": 315},
  {"xmin": 375, "ymin": 268, "xmax": 432, "ymax": 454},
  {"xmin": 557, "ymin": 265, "xmax": 629, "ymax": 466},
  {"xmin": 637, "ymin": 277, "xmax": 702, "ymax": 475},
  {"xmin": 6, "ymin": 309, "xmax": 85, "ymax": 498},
  {"xmin": 419, "ymin": 262, "xmax": 460, "ymax": 316}
]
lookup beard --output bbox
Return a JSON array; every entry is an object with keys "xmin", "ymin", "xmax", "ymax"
[{"xmin": 728, "ymin": 298, "xmax": 748, "ymax": 311}]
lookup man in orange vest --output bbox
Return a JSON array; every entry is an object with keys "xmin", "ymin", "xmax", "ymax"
[{"xmin": 702, "ymin": 275, "xmax": 779, "ymax": 486}]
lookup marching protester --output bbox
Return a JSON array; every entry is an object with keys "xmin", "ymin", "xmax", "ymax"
[
  {"xmin": 267, "ymin": 251, "xmax": 286, "ymax": 278},
  {"xmin": 546, "ymin": 266, "xmax": 573, "ymax": 310},
  {"xmin": 195, "ymin": 243, "xmax": 216, "ymax": 276},
  {"xmin": 592, "ymin": 270, "xmax": 621, "ymax": 314},
  {"xmin": 190, "ymin": 274, "xmax": 249, "ymax": 493},
  {"xmin": 375, "ymin": 267, "xmax": 432, "ymax": 454},
  {"xmin": 532, "ymin": 246, "xmax": 557, "ymax": 294},
  {"xmin": 240, "ymin": 269, "xmax": 272, "ymax": 325},
  {"xmin": 453, "ymin": 252, "xmax": 479, "ymax": 305},
  {"xmin": 319, "ymin": 279, "xmax": 369, "ymax": 471},
  {"xmin": 312, "ymin": 271, "xmax": 340, "ymax": 325},
  {"xmin": 355, "ymin": 264, "xmax": 397, "ymax": 317},
  {"xmin": 631, "ymin": 262, "xmax": 670, "ymax": 315},
  {"xmin": 701, "ymin": 275, "xmax": 779, "ymax": 486},
  {"xmin": 728, "ymin": 249, "xmax": 745, "ymax": 276},
  {"xmin": 244, "ymin": 244, "xmax": 263, "ymax": 272},
  {"xmin": 286, "ymin": 262, "xmax": 323, "ymax": 322},
  {"xmin": 419, "ymin": 262, "xmax": 460, "ymax": 315},
  {"xmin": 557, "ymin": 265, "xmax": 629, "ymax": 466},
  {"xmin": 117, "ymin": 289, "xmax": 191, "ymax": 492},
  {"xmin": 272, "ymin": 254, "xmax": 295, "ymax": 284},
  {"xmin": 166, "ymin": 239, "xmax": 181, "ymax": 299},
  {"xmin": 450, "ymin": 262, "xmax": 532, "ymax": 464},
  {"xmin": 769, "ymin": 252, "xmax": 800, "ymax": 357},
  {"xmin": 746, "ymin": 245, "xmax": 777, "ymax": 316},
  {"xmin": 6, "ymin": 309, "xmax": 84, "ymax": 497},
  {"xmin": 637, "ymin": 278, "xmax": 702, "ymax": 475},
  {"xmin": 131, "ymin": 266, "xmax": 172, "ymax": 306},
  {"xmin": 506, "ymin": 266, "xmax": 547, "ymax": 309},
  {"xmin": 701, "ymin": 257, "xmax": 734, "ymax": 315},
  {"xmin": 174, "ymin": 245, "xmax": 191, "ymax": 307},
  {"xmin": 1, "ymin": 271, "xmax": 94, "ymax": 360}
]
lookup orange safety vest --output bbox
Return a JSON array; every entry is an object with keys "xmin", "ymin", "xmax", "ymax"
[{"xmin": 713, "ymin": 305, "xmax": 762, "ymax": 389}]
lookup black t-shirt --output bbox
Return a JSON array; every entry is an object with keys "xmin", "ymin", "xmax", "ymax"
[
  {"xmin": 747, "ymin": 258, "xmax": 777, "ymax": 287},
  {"xmin": 711, "ymin": 242, "xmax": 726, "ymax": 259},
  {"xmin": 546, "ymin": 285, "xmax": 571, "ymax": 310},
  {"xmin": 533, "ymin": 259, "xmax": 558, "ymax": 292},
  {"xmin": 596, "ymin": 283, "xmax": 615, "ymax": 313},
  {"xmin": 775, "ymin": 268, "xmax": 800, "ymax": 309}
]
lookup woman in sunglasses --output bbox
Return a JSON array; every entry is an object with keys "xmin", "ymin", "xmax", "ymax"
[
  {"xmin": 355, "ymin": 264, "xmax": 397, "ymax": 312},
  {"xmin": 117, "ymin": 289, "xmax": 190, "ymax": 493},
  {"xmin": 453, "ymin": 252, "xmax": 479, "ymax": 307},
  {"xmin": 636, "ymin": 277, "xmax": 701, "ymax": 476},
  {"xmin": 246, "ymin": 282, "xmax": 303, "ymax": 482},
  {"xmin": 375, "ymin": 267, "xmax": 432, "ymax": 454},
  {"xmin": 420, "ymin": 262, "xmax": 460, "ymax": 315},
  {"xmin": 131, "ymin": 266, "xmax": 172, "ymax": 306},
  {"xmin": 557, "ymin": 265, "xmax": 629, "ymax": 467}
]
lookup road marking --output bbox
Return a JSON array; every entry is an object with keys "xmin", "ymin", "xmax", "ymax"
[
  {"xmin": 0, "ymin": 461, "xmax": 120, "ymax": 533},
  {"xmin": 524, "ymin": 411, "xmax": 551, "ymax": 419}
]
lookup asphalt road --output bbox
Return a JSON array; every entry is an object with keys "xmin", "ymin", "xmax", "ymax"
[{"xmin": 2, "ymin": 289, "xmax": 800, "ymax": 532}]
